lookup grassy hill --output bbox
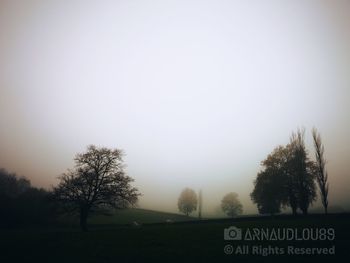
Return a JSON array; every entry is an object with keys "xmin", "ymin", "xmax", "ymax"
[{"xmin": 59, "ymin": 208, "xmax": 196, "ymax": 226}]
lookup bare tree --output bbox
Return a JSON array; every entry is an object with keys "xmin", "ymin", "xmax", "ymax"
[
  {"xmin": 312, "ymin": 128, "xmax": 329, "ymax": 214},
  {"xmin": 54, "ymin": 145, "xmax": 140, "ymax": 231},
  {"xmin": 178, "ymin": 188, "xmax": 197, "ymax": 216}
]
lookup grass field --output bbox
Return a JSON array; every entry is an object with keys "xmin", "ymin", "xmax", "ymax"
[
  {"xmin": 57, "ymin": 208, "xmax": 196, "ymax": 226},
  {"xmin": 0, "ymin": 211, "xmax": 349, "ymax": 263}
]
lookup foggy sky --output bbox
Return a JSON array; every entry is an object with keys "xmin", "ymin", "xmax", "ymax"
[{"xmin": 1, "ymin": 0, "xmax": 349, "ymax": 215}]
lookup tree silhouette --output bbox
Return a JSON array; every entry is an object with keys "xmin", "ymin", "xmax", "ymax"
[
  {"xmin": 312, "ymin": 128, "xmax": 329, "ymax": 214},
  {"xmin": 221, "ymin": 192, "xmax": 243, "ymax": 217},
  {"xmin": 0, "ymin": 168, "xmax": 30, "ymax": 198},
  {"xmin": 260, "ymin": 145, "xmax": 294, "ymax": 214},
  {"xmin": 53, "ymin": 145, "xmax": 139, "ymax": 231},
  {"xmin": 289, "ymin": 129, "xmax": 316, "ymax": 215},
  {"xmin": 251, "ymin": 129, "xmax": 317, "ymax": 215},
  {"xmin": 282, "ymin": 144, "xmax": 300, "ymax": 215},
  {"xmin": 178, "ymin": 188, "xmax": 197, "ymax": 216},
  {"xmin": 251, "ymin": 169, "xmax": 285, "ymax": 215},
  {"xmin": 0, "ymin": 168, "xmax": 54, "ymax": 226}
]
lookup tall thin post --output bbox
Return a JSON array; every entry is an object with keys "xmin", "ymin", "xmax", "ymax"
[{"xmin": 198, "ymin": 189, "xmax": 202, "ymax": 219}]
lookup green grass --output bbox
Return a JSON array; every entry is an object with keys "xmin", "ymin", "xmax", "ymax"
[{"xmin": 0, "ymin": 213, "xmax": 349, "ymax": 263}]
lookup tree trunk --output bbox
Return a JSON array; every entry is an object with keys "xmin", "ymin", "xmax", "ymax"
[
  {"xmin": 289, "ymin": 192, "xmax": 298, "ymax": 216},
  {"xmin": 301, "ymin": 208, "xmax": 308, "ymax": 215},
  {"xmin": 80, "ymin": 206, "xmax": 89, "ymax": 231}
]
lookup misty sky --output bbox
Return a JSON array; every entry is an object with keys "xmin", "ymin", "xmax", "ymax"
[{"xmin": 1, "ymin": 0, "xmax": 349, "ymax": 215}]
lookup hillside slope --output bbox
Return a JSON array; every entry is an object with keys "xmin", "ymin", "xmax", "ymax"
[{"xmin": 84, "ymin": 208, "xmax": 196, "ymax": 225}]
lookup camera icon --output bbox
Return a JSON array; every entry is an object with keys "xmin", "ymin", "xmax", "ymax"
[{"xmin": 224, "ymin": 226, "xmax": 242, "ymax": 240}]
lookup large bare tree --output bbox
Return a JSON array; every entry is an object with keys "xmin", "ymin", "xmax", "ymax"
[
  {"xmin": 312, "ymin": 128, "xmax": 329, "ymax": 214},
  {"xmin": 54, "ymin": 145, "xmax": 139, "ymax": 231}
]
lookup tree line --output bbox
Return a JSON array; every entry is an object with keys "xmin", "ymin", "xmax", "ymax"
[
  {"xmin": 251, "ymin": 128, "xmax": 329, "ymax": 215},
  {"xmin": 0, "ymin": 127, "xmax": 329, "ymax": 231},
  {"xmin": 0, "ymin": 168, "xmax": 56, "ymax": 227}
]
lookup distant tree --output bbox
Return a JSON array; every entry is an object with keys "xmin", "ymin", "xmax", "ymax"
[
  {"xmin": 312, "ymin": 128, "xmax": 329, "ymax": 214},
  {"xmin": 178, "ymin": 188, "xmax": 197, "ymax": 216},
  {"xmin": 0, "ymin": 168, "xmax": 54, "ymax": 226},
  {"xmin": 221, "ymin": 192, "xmax": 243, "ymax": 217},
  {"xmin": 289, "ymin": 129, "xmax": 317, "ymax": 215},
  {"xmin": 53, "ymin": 145, "xmax": 140, "ymax": 231},
  {"xmin": 0, "ymin": 169, "xmax": 30, "ymax": 197}
]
